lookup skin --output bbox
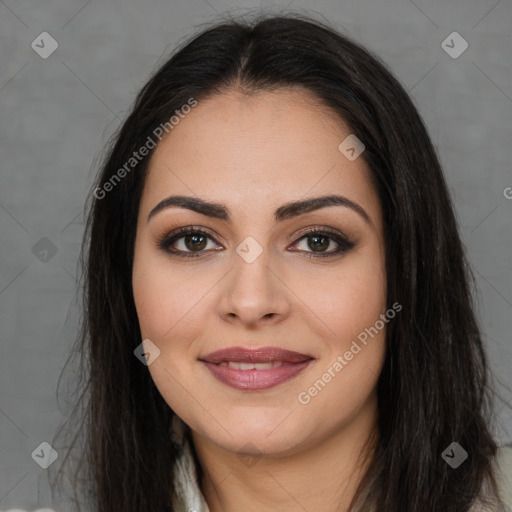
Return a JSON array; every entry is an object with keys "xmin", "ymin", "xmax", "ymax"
[{"xmin": 132, "ymin": 87, "xmax": 388, "ymax": 512}]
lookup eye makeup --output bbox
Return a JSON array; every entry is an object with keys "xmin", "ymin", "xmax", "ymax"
[{"xmin": 155, "ymin": 224, "xmax": 357, "ymax": 259}]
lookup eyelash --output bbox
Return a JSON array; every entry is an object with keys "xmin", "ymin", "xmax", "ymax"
[{"xmin": 157, "ymin": 226, "xmax": 356, "ymax": 259}]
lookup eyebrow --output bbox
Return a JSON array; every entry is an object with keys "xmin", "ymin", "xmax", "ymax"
[{"xmin": 147, "ymin": 194, "xmax": 371, "ymax": 225}]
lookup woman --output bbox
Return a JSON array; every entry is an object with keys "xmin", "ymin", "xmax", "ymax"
[{"xmin": 50, "ymin": 13, "xmax": 512, "ymax": 512}]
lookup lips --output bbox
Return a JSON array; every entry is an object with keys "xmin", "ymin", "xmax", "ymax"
[
  {"xmin": 199, "ymin": 346, "xmax": 314, "ymax": 391},
  {"xmin": 199, "ymin": 346, "xmax": 313, "ymax": 364}
]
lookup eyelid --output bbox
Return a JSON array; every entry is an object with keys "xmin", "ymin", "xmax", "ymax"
[{"xmin": 287, "ymin": 224, "xmax": 353, "ymax": 242}]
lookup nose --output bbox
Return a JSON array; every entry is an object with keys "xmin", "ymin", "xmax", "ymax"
[{"xmin": 217, "ymin": 245, "xmax": 291, "ymax": 327}]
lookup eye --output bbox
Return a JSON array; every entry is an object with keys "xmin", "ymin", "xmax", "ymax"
[
  {"xmin": 158, "ymin": 227, "xmax": 221, "ymax": 257},
  {"xmin": 289, "ymin": 228, "xmax": 355, "ymax": 258}
]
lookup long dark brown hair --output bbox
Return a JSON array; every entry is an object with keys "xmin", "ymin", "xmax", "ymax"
[{"xmin": 49, "ymin": 12, "xmax": 506, "ymax": 512}]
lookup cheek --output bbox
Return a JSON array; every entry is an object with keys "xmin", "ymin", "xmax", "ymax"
[
  {"xmin": 288, "ymin": 250, "xmax": 387, "ymax": 412},
  {"xmin": 132, "ymin": 250, "xmax": 206, "ymax": 418},
  {"xmin": 132, "ymin": 247, "xmax": 210, "ymax": 343},
  {"xmin": 291, "ymin": 250, "xmax": 387, "ymax": 346},
  {"xmin": 293, "ymin": 253, "xmax": 387, "ymax": 415}
]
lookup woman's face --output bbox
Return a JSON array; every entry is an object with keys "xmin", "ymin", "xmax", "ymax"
[{"xmin": 132, "ymin": 88, "xmax": 388, "ymax": 456}]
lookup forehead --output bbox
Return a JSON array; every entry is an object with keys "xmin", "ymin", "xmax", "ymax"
[{"xmin": 142, "ymin": 88, "xmax": 381, "ymax": 227}]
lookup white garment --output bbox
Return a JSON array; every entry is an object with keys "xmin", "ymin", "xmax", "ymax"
[
  {"xmin": 170, "ymin": 415, "xmax": 211, "ymax": 512},
  {"xmin": 169, "ymin": 415, "xmax": 512, "ymax": 512}
]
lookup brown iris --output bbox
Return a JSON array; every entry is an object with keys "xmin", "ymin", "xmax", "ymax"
[
  {"xmin": 184, "ymin": 233, "xmax": 208, "ymax": 251},
  {"xmin": 308, "ymin": 234, "xmax": 330, "ymax": 252}
]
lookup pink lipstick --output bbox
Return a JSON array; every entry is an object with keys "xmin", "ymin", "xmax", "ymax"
[{"xmin": 199, "ymin": 346, "xmax": 314, "ymax": 390}]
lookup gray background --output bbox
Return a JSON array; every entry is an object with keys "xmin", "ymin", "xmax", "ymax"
[{"xmin": 1, "ymin": 0, "xmax": 511, "ymax": 509}]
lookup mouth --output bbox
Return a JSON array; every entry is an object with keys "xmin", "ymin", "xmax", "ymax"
[
  {"xmin": 199, "ymin": 346, "xmax": 314, "ymax": 391},
  {"xmin": 216, "ymin": 360, "xmax": 289, "ymax": 369}
]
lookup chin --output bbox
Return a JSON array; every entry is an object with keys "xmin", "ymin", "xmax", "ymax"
[{"xmin": 201, "ymin": 412, "xmax": 314, "ymax": 455}]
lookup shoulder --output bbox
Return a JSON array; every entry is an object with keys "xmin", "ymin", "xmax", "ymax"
[{"xmin": 495, "ymin": 444, "xmax": 512, "ymax": 510}]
